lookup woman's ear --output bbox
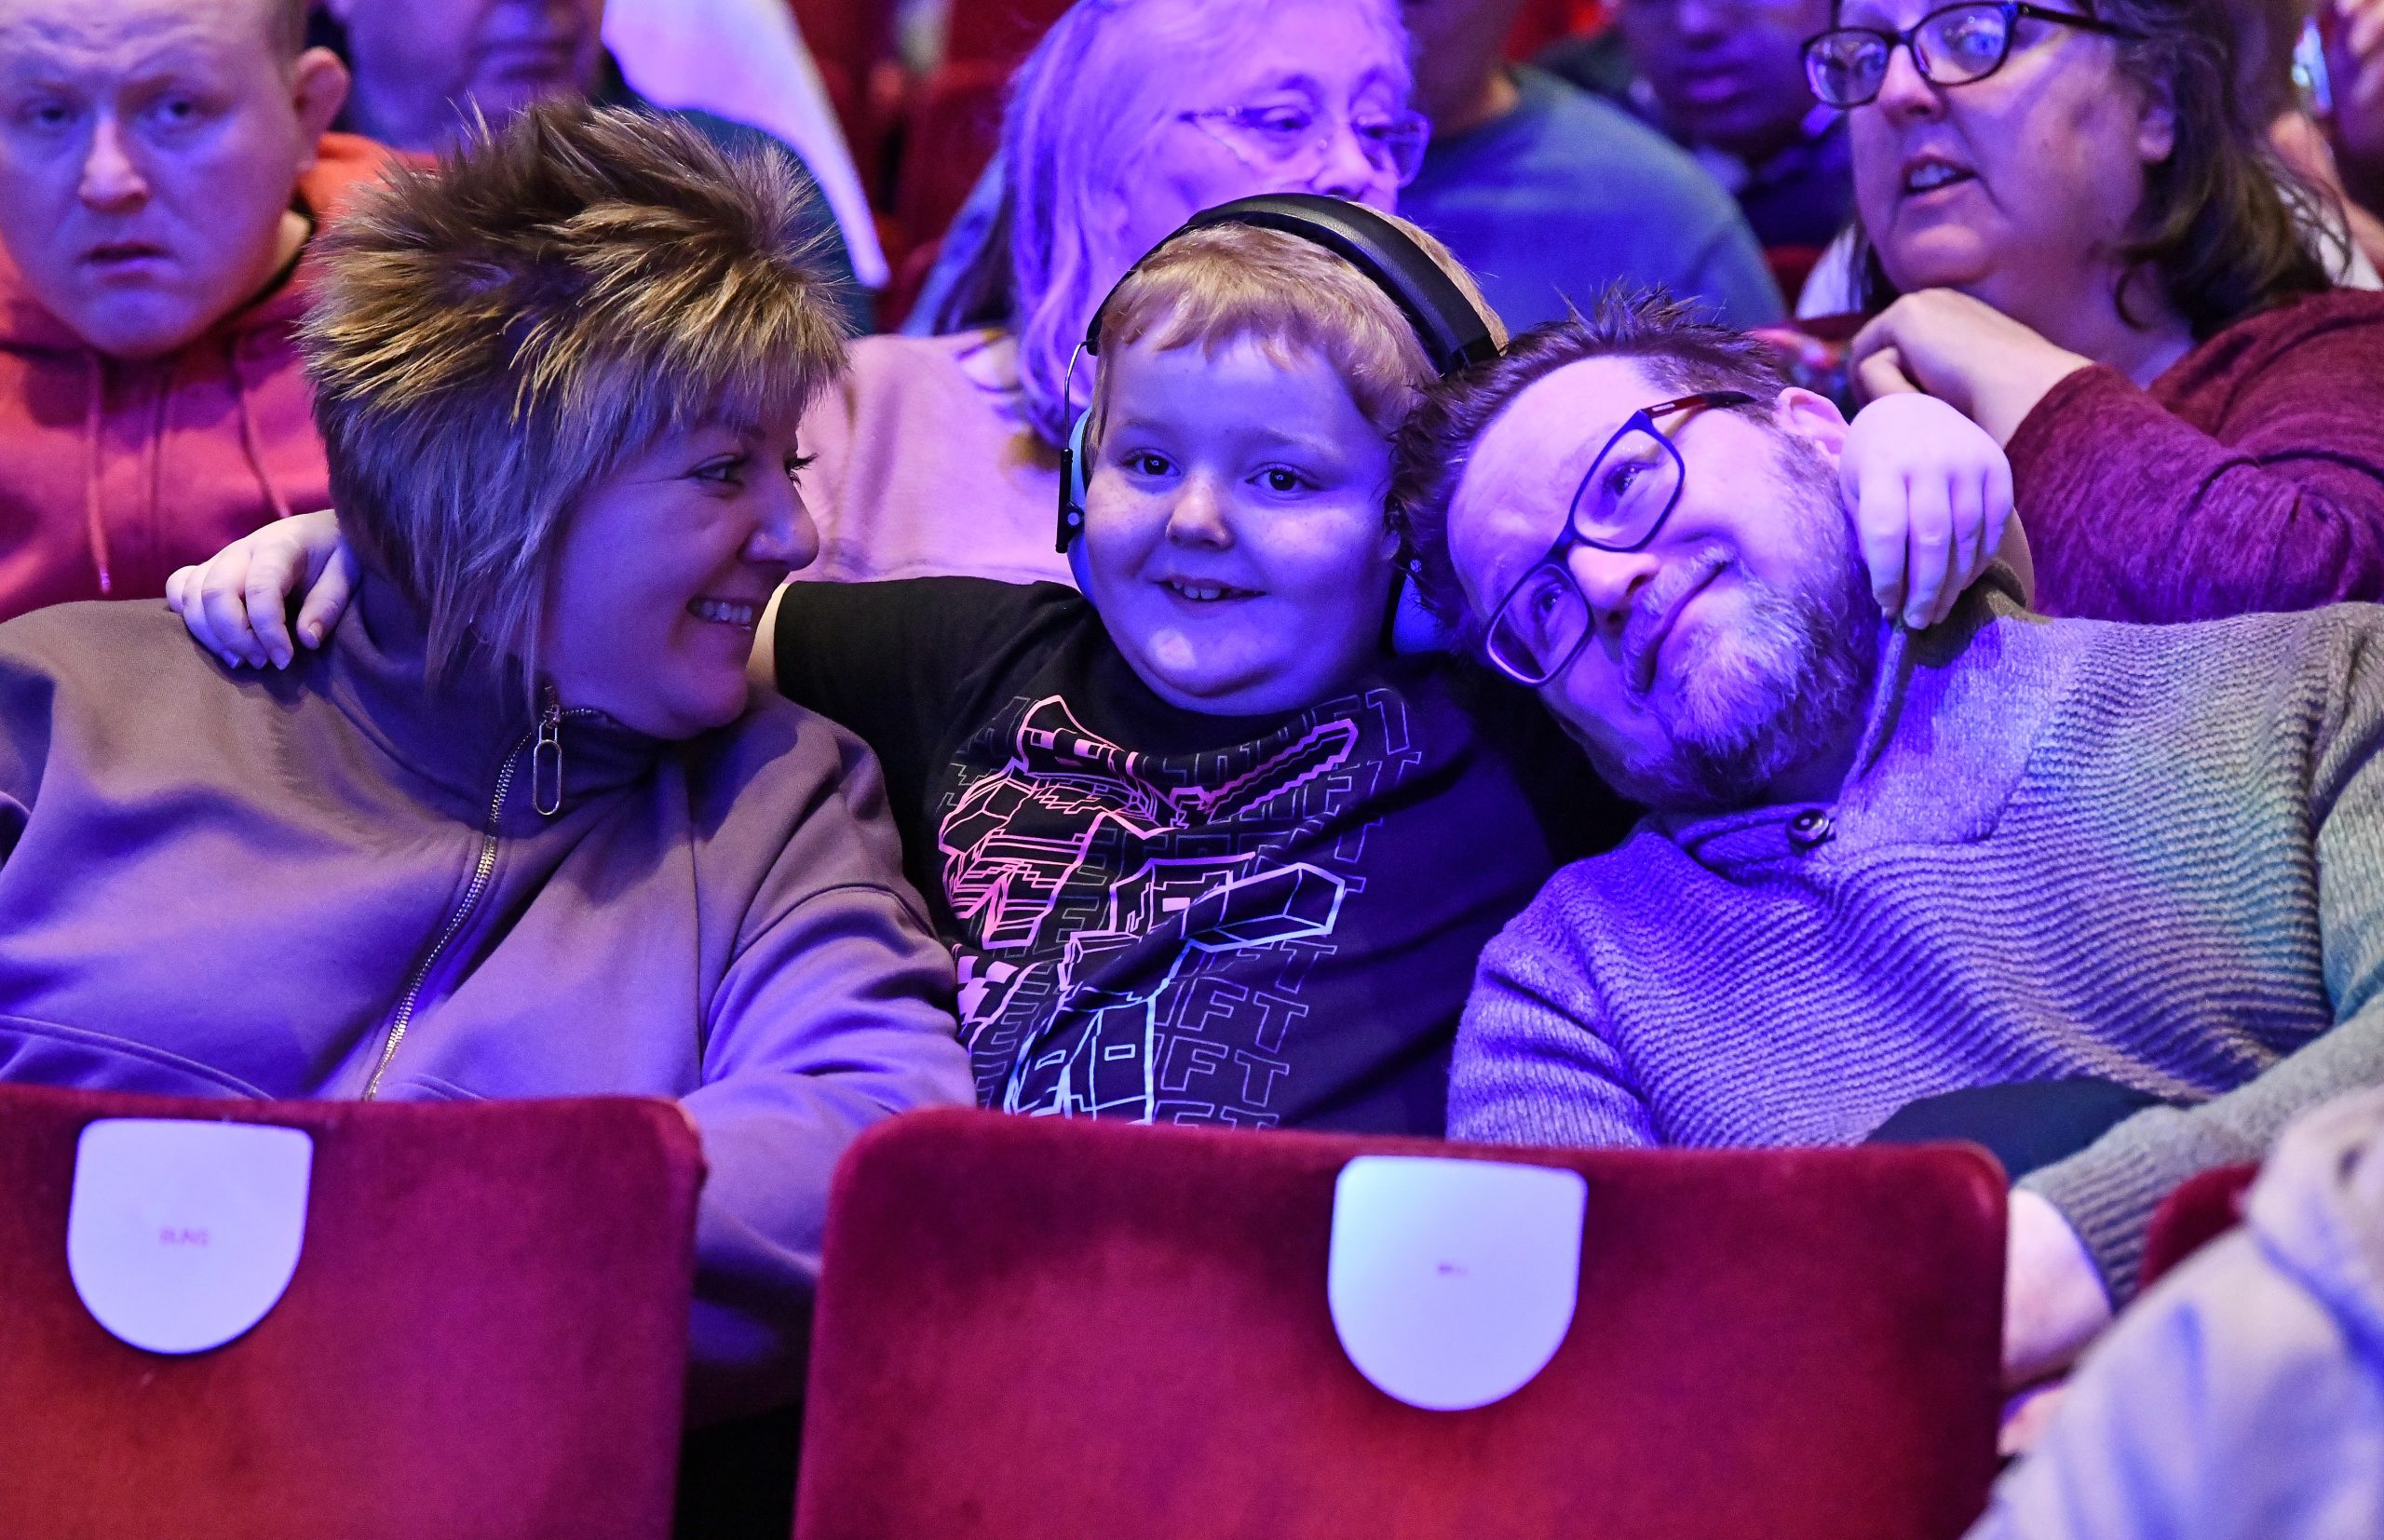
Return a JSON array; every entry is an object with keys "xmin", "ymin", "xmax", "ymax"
[
  {"xmin": 2135, "ymin": 74, "xmax": 2178, "ymax": 165},
  {"xmin": 1774, "ymin": 386, "xmax": 1850, "ymax": 466}
]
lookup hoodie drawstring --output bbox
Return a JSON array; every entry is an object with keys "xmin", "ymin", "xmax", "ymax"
[
  {"xmin": 82, "ymin": 356, "xmax": 111, "ymax": 597},
  {"xmin": 77, "ymin": 327, "xmax": 293, "ymax": 601},
  {"xmin": 146, "ymin": 372, "xmax": 169, "ymax": 569},
  {"xmin": 231, "ymin": 337, "xmax": 292, "ymax": 526}
]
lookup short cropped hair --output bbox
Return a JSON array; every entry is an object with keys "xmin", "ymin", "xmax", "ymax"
[
  {"xmin": 1392, "ymin": 289, "xmax": 1786, "ymax": 630},
  {"xmin": 1085, "ymin": 215, "xmax": 1505, "ymax": 453},
  {"xmin": 302, "ymin": 101, "xmax": 847, "ymax": 682}
]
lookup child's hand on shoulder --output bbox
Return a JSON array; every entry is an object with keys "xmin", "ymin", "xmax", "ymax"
[{"xmin": 1839, "ymin": 389, "xmax": 2015, "ymax": 629}]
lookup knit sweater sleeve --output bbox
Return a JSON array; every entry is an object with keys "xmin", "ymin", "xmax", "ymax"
[
  {"xmin": 2005, "ymin": 305, "xmax": 2384, "ymax": 621},
  {"xmin": 2023, "ymin": 614, "xmax": 2384, "ymax": 1299},
  {"xmin": 1447, "ymin": 875, "xmax": 1659, "ymax": 1148}
]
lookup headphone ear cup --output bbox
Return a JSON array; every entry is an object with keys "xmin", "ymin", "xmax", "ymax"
[
  {"xmin": 1060, "ymin": 411, "xmax": 1098, "ymax": 604},
  {"xmin": 1066, "ymin": 411, "xmax": 1093, "ymax": 519},
  {"xmin": 1387, "ymin": 557, "xmax": 1452, "ymax": 655},
  {"xmin": 1053, "ymin": 410, "xmax": 1093, "ymax": 556}
]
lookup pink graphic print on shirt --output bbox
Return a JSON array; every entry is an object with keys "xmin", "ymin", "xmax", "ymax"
[{"xmin": 941, "ymin": 693, "xmax": 1410, "ymax": 1124}]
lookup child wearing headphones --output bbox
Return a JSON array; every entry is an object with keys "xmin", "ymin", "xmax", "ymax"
[
  {"xmin": 769, "ymin": 210, "xmax": 1613, "ymax": 1131},
  {"xmin": 168, "ymin": 202, "xmax": 2017, "ymax": 1137}
]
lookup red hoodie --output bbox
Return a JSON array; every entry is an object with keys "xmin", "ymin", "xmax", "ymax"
[{"xmin": 0, "ymin": 134, "xmax": 394, "ymax": 620}]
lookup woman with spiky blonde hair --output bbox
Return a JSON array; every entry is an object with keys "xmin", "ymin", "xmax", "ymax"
[{"xmin": 0, "ymin": 101, "xmax": 973, "ymax": 1425}]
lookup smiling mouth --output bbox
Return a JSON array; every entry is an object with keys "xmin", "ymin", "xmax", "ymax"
[
  {"xmin": 687, "ymin": 597, "xmax": 764, "ymax": 629},
  {"xmin": 1161, "ymin": 579, "xmax": 1261, "ymax": 603},
  {"xmin": 1620, "ymin": 553, "xmax": 1728, "ymax": 697}
]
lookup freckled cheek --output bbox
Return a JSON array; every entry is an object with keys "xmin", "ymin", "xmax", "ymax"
[
  {"xmin": 1080, "ymin": 538, "xmax": 1140, "ymax": 601},
  {"xmin": 1084, "ymin": 500, "xmax": 1169, "ymax": 574},
  {"xmin": 1279, "ymin": 510, "xmax": 1388, "ymax": 581}
]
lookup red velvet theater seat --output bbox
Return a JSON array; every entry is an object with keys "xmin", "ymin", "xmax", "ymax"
[
  {"xmin": 0, "ymin": 1084, "xmax": 704, "ymax": 1540},
  {"xmin": 796, "ymin": 1110, "xmax": 2005, "ymax": 1540}
]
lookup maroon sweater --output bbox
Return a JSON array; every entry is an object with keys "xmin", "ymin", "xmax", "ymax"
[{"xmin": 2007, "ymin": 288, "xmax": 2384, "ymax": 622}]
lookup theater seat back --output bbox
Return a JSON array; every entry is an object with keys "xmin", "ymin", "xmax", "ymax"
[
  {"xmin": 0, "ymin": 1084, "xmax": 704, "ymax": 1540},
  {"xmin": 796, "ymin": 1110, "xmax": 2004, "ymax": 1540}
]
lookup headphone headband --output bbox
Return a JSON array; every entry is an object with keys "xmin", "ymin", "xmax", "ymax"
[
  {"xmin": 1082, "ymin": 194, "xmax": 1499, "ymax": 378},
  {"xmin": 1056, "ymin": 194, "xmax": 1498, "ymax": 582}
]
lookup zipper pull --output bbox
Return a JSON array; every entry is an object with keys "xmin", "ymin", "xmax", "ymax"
[{"xmin": 532, "ymin": 691, "xmax": 564, "ymax": 817}]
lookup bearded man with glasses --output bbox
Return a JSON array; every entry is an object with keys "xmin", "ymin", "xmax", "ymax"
[{"xmin": 1397, "ymin": 290, "xmax": 2384, "ymax": 1419}]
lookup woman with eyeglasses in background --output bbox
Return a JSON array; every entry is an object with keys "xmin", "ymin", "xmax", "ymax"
[
  {"xmin": 1816, "ymin": 0, "xmax": 2384, "ymax": 623},
  {"xmin": 792, "ymin": 0, "xmax": 1428, "ymax": 589}
]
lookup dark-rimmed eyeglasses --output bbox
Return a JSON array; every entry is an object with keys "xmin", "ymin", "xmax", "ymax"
[
  {"xmin": 1801, "ymin": 2, "xmax": 2140, "ymax": 110},
  {"xmin": 1483, "ymin": 391, "xmax": 1754, "ymax": 688}
]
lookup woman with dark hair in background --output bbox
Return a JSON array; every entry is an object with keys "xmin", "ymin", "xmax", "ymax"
[{"xmin": 1819, "ymin": 0, "xmax": 2384, "ymax": 622}]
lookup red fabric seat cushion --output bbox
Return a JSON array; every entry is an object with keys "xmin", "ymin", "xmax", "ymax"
[
  {"xmin": 0, "ymin": 1085, "xmax": 703, "ymax": 1540},
  {"xmin": 798, "ymin": 1110, "xmax": 2004, "ymax": 1540}
]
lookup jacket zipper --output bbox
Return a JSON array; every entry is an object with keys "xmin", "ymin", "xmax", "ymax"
[{"xmin": 362, "ymin": 692, "xmax": 576, "ymax": 1100}]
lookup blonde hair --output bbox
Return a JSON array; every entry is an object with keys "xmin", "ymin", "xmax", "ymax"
[
  {"xmin": 302, "ymin": 101, "xmax": 848, "ymax": 684},
  {"xmin": 1085, "ymin": 215, "xmax": 1505, "ymax": 452},
  {"xmin": 932, "ymin": 0, "xmax": 1411, "ymax": 447}
]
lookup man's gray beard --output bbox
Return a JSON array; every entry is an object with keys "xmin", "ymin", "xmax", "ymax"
[{"xmin": 1578, "ymin": 450, "xmax": 1884, "ymax": 815}]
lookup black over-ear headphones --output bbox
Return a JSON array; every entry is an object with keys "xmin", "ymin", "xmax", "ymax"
[{"xmin": 1052, "ymin": 193, "xmax": 1499, "ymax": 654}]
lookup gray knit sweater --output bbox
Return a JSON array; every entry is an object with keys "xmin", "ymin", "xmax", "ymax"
[{"xmin": 1449, "ymin": 574, "xmax": 2384, "ymax": 1299}]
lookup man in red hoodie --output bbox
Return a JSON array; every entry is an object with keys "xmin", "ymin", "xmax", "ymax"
[{"xmin": 0, "ymin": 0, "xmax": 388, "ymax": 617}]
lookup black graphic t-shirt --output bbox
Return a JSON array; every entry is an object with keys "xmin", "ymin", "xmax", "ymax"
[{"xmin": 776, "ymin": 578, "xmax": 1629, "ymax": 1135}]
